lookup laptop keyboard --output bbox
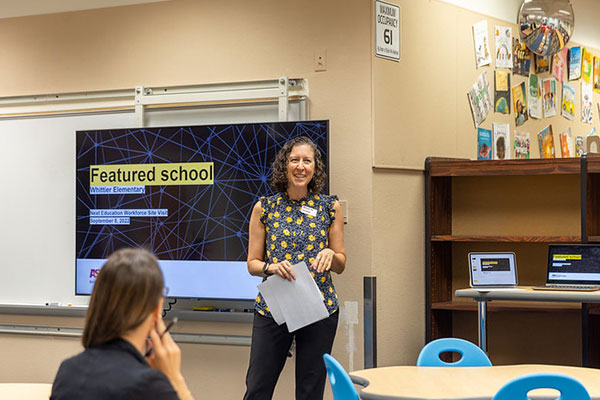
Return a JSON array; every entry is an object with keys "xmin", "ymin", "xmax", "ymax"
[{"xmin": 543, "ymin": 284, "xmax": 600, "ymax": 290}]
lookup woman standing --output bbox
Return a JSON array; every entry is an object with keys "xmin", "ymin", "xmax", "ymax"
[{"xmin": 243, "ymin": 136, "xmax": 346, "ymax": 400}]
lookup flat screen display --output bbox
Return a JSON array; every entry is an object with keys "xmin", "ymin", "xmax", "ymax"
[
  {"xmin": 468, "ymin": 252, "xmax": 518, "ymax": 287},
  {"xmin": 76, "ymin": 120, "xmax": 329, "ymax": 299},
  {"xmin": 547, "ymin": 244, "xmax": 600, "ymax": 283}
]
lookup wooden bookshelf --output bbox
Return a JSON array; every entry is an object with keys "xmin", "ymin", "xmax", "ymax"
[
  {"xmin": 427, "ymin": 157, "xmax": 582, "ymax": 176},
  {"xmin": 431, "ymin": 235, "xmax": 581, "ymax": 242},
  {"xmin": 431, "ymin": 300, "xmax": 581, "ymax": 313},
  {"xmin": 425, "ymin": 155, "xmax": 600, "ymax": 366}
]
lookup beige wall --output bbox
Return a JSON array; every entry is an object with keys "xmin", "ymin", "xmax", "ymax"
[
  {"xmin": 371, "ymin": 0, "xmax": 600, "ymax": 370},
  {"xmin": 2, "ymin": 0, "xmax": 594, "ymax": 398},
  {"xmin": 0, "ymin": 1, "xmax": 372, "ymax": 399},
  {"xmin": 372, "ymin": 170, "xmax": 425, "ymax": 366},
  {"xmin": 374, "ymin": 0, "xmax": 600, "ymax": 169}
]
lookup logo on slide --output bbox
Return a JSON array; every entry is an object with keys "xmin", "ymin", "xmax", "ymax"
[{"xmin": 89, "ymin": 268, "xmax": 100, "ymax": 284}]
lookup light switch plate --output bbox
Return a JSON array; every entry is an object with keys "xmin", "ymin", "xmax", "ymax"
[{"xmin": 314, "ymin": 49, "xmax": 327, "ymax": 72}]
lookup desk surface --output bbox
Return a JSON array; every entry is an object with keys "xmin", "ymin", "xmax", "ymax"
[
  {"xmin": 350, "ymin": 364, "xmax": 600, "ymax": 400},
  {"xmin": 0, "ymin": 383, "xmax": 52, "ymax": 398},
  {"xmin": 455, "ymin": 286, "xmax": 600, "ymax": 302}
]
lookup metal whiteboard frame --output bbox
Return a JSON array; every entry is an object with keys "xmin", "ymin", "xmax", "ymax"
[
  {"xmin": 0, "ymin": 77, "xmax": 309, "ymax": 125},
  {"xmin": 0, "ymin": 76, "xmax": 308, "ymax": 344},
  {"xmin": 0, "ymin": 304, "xmax": 253, "ymax": 345},
  {"xmin": 0, "ymin": 324, "xmax": 251, "ymax": 346}
]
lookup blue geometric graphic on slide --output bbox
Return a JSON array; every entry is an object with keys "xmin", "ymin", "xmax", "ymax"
[{"xmin": 76, "ymin": 121, "xmax": 329, "ymax": 261}]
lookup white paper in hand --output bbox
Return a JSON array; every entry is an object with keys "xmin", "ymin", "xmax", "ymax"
[
  {"xmin": 256, "ymin": 278, "xmax": 285, "ymax": 325},
  {"xmin": 257, "ymin": 261, "xmax": 329, "ymax": 332}
]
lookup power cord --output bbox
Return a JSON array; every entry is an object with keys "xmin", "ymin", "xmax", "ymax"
[{"xmin": 162, "ymin": 297, "xmax": 178, "ymax": 318}]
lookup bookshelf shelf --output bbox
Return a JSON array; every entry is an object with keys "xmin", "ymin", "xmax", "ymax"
[
  {"xmin": 427, "ymin": 157, "xmax": 582, "ymax": 177},
  {"xmin": 431, "ymin": 235, "xmax": 581, "ymax": 243},
  {"xmin": 431, "ymin": 300, "xmax": 581, "ymax": 313}
]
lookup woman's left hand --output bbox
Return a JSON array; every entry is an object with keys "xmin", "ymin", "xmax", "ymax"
[{"xmin": 310, "ymin": 248, "xmax": 335, "ymax": 273}]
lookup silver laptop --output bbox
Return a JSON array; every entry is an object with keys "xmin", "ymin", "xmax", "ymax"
[
  {"xmin": 532, "ymin": 244, "xmax": 600, "ymax": 291},
  {"xmin": 469, "ymin": 252, "xmax": 518, "ymax": 290}
]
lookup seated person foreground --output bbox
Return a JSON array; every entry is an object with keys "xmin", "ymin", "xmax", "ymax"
[{"xmin": 51, "ymin": 248, "xmax": 194, "ymax": 400}]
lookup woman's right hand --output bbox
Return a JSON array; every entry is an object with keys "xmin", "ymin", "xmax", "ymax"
[
  {"xmin": 269, "ymin": 261, "xmax": 296, "ymax": 281},
  {"xmin": 147, "ymin": 319, "xmax": 194, "ymax": 400}
]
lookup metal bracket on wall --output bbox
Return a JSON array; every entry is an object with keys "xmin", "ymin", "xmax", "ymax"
[
  {"xmin": 278, "ymin": 77, "xmax": 289, "ymax": 121},
  {"xmin": 135, "ymin": 77, "xmax": 308, "ymax": 127},
  {"xmin": 0, "ymin": 324, "xmax": 251, "ymax": 346}
]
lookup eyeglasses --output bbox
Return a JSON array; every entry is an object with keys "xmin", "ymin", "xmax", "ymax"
[{"xmin": 163, "ymin": 287, "xmax": 169, "ymax": 297}]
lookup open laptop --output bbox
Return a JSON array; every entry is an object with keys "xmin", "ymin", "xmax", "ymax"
[
  {"xmin": 532, "ymin": 244, "xmax": 600, "ymax": 291},
  {"xmin": 469, "ymin": 252, "xmax": 518, "ymax": 290}
]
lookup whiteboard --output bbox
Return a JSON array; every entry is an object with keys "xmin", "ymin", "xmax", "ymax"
[{"xmin": 0, "ymin": 102, "xmax": 302, "ymax": 307}]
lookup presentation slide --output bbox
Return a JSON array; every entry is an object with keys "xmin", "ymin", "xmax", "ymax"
[
  {"xmin": 548, "ymin": 245, "xmax": 600, "ymax": 281},
  {"xmin": 76, "ymin": 121, "xmax": 329, "ymax": 299},
  {"xmin": 470, "ymin": 253, "xmax": 517, "ymax": 286}
]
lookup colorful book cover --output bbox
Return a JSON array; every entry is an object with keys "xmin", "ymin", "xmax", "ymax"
[
  {"xmin": 552, "ymin": 47, "xmax": 568, "ymax": 82},
  {"xmin": 473, "ymin": 20, "xmax": 491, "ymax": 68},
  {"xmin": 538, "ymin": 125, "xmax": 555, "ymax": 158},
  {"xmin": 477, "ymin": 127, "xmax": 492, "ymax": 160},
  {"xmin": 561, "ymin": 82, "xmax": 575, "ymax": 121},
  {"xmin": 467, "ymin": 71, "xmax": 492, "ymax": 127},
  {"xmin": 594, "ymin": 57, "xmax": 600, "ymax": 93},
  {"xmin": 512, "ymin": 81, "xmax": 528, "ymax": 126},
  {"xmin": 495, "ymin": 26, "xmax": 512, "ymax": 68},
  {"xmin": 534, "ymin": 54, "xmax": 550, "ymax": 74},
  {"xmin": 513, "ymin": 38, "xmax": 531, "ymax": 76},
  {"xmin": 514, "ymin": 131, "xmax": 530, "ymax": 159},
  {"xmin": 576, "ymin": 136, "xmax": 585, "ymax": 157},
  {"xmin": 582, "ymin": 48, "xmax": 593, "ymax": 84},
  {"xmin": 542, "ymin": 78, "xmax": 557, "ymax": 118},
  {"xmin": 492, "ymin": 123, "xmax": 510, "ymax": 160},
  {"xmin": 528, "ymin": 74, "xmax": 542, "ymax": 119},
  {"xmin": 582, "ymin": 82, "xmax": 594, "ymax": 123},
  {"xmin": 569, "ymin": 46, "xmax": 582, "ymax": 80},
  {"xmin": 587, "ymin": 128, "xmax": 599, "ymax": 154},
  {"xmin": 494, "ymin": 70, "xmax": 510, "ymax": 114},
  {"xmin": 559, "ymin": 128, "xmax": 573, "ymax": 157}
]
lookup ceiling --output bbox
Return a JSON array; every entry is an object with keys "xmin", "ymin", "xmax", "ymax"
[
  {"xmin": 440, "ymin": 0, "xmax": 600, "ymax": 50},
  {"xmin": 0, "ymin": 0, "xmax": 168, "ymax": 19},
  {"xmin": 1, "ymin": 1, "xmax": 598, "ymax": 50}
]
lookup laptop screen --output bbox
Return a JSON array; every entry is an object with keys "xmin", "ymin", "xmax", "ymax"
[
  {"xmin": 469, "ymin": 252, "xmax": 517, "ymax": 287},
  {"xmin": 547, "ymin": 244, "xmax": 600, "ymax": 284}
]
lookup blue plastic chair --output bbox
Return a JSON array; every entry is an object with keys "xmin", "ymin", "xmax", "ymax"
[
  {"xmin": 493, "ymin": 373, "xmax": 591, "ymax": 400},
  {"xmin": 323, "ymin": 353, "xmax": 359, "ymax": 400},
  {"xmin": 416, "ymin": 338, "xmax": 492, "ymax": 367}
]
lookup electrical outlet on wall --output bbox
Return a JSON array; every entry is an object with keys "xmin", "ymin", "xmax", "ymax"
[{"xmin": 314, "ymin": 49, "xmax": 327, "ymax": 72}]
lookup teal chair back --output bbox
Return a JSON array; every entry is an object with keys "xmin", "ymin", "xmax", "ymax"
[
  {"xmin": 323, "ymin": 353, "xmax": 359, "ymax": 400},
  {"xmin": 417, "ymin": 338, "xmax": 492, "ymax": 367},
  {"xmin": 493, "ymin": 373, "xmax": 591, "ymax": 400}
]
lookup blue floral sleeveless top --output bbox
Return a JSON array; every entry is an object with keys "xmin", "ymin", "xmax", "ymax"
[{"xmin": 254, "ymin": 192, "xmax": 339, "ymax": 317}]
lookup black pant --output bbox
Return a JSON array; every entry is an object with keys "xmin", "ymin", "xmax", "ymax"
[{"xmin": 243, "ymin": 311, "xmax": 339, "ymax": 400}]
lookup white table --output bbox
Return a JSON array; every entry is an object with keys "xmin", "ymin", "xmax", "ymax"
[
  {"xmin": 0, "ymin": 383, "xmax": 52, "ymax": 399},
  {"xmin": 455, "ymin": 286, "xmax": 600, "ymax": 365},
  {"xmin": 350, "ymin": 364, "xmax": 600, "ymax": 399}
]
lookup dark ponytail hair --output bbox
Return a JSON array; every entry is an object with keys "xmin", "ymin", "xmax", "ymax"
[{"xmin": 82, "ymin": 248, "xmax": 164, "ymax": 348}]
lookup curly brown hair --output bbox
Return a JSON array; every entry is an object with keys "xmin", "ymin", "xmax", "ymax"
[{"xmin": 271, "ymin": 136, "xmax": 327, "ymax": 193}]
